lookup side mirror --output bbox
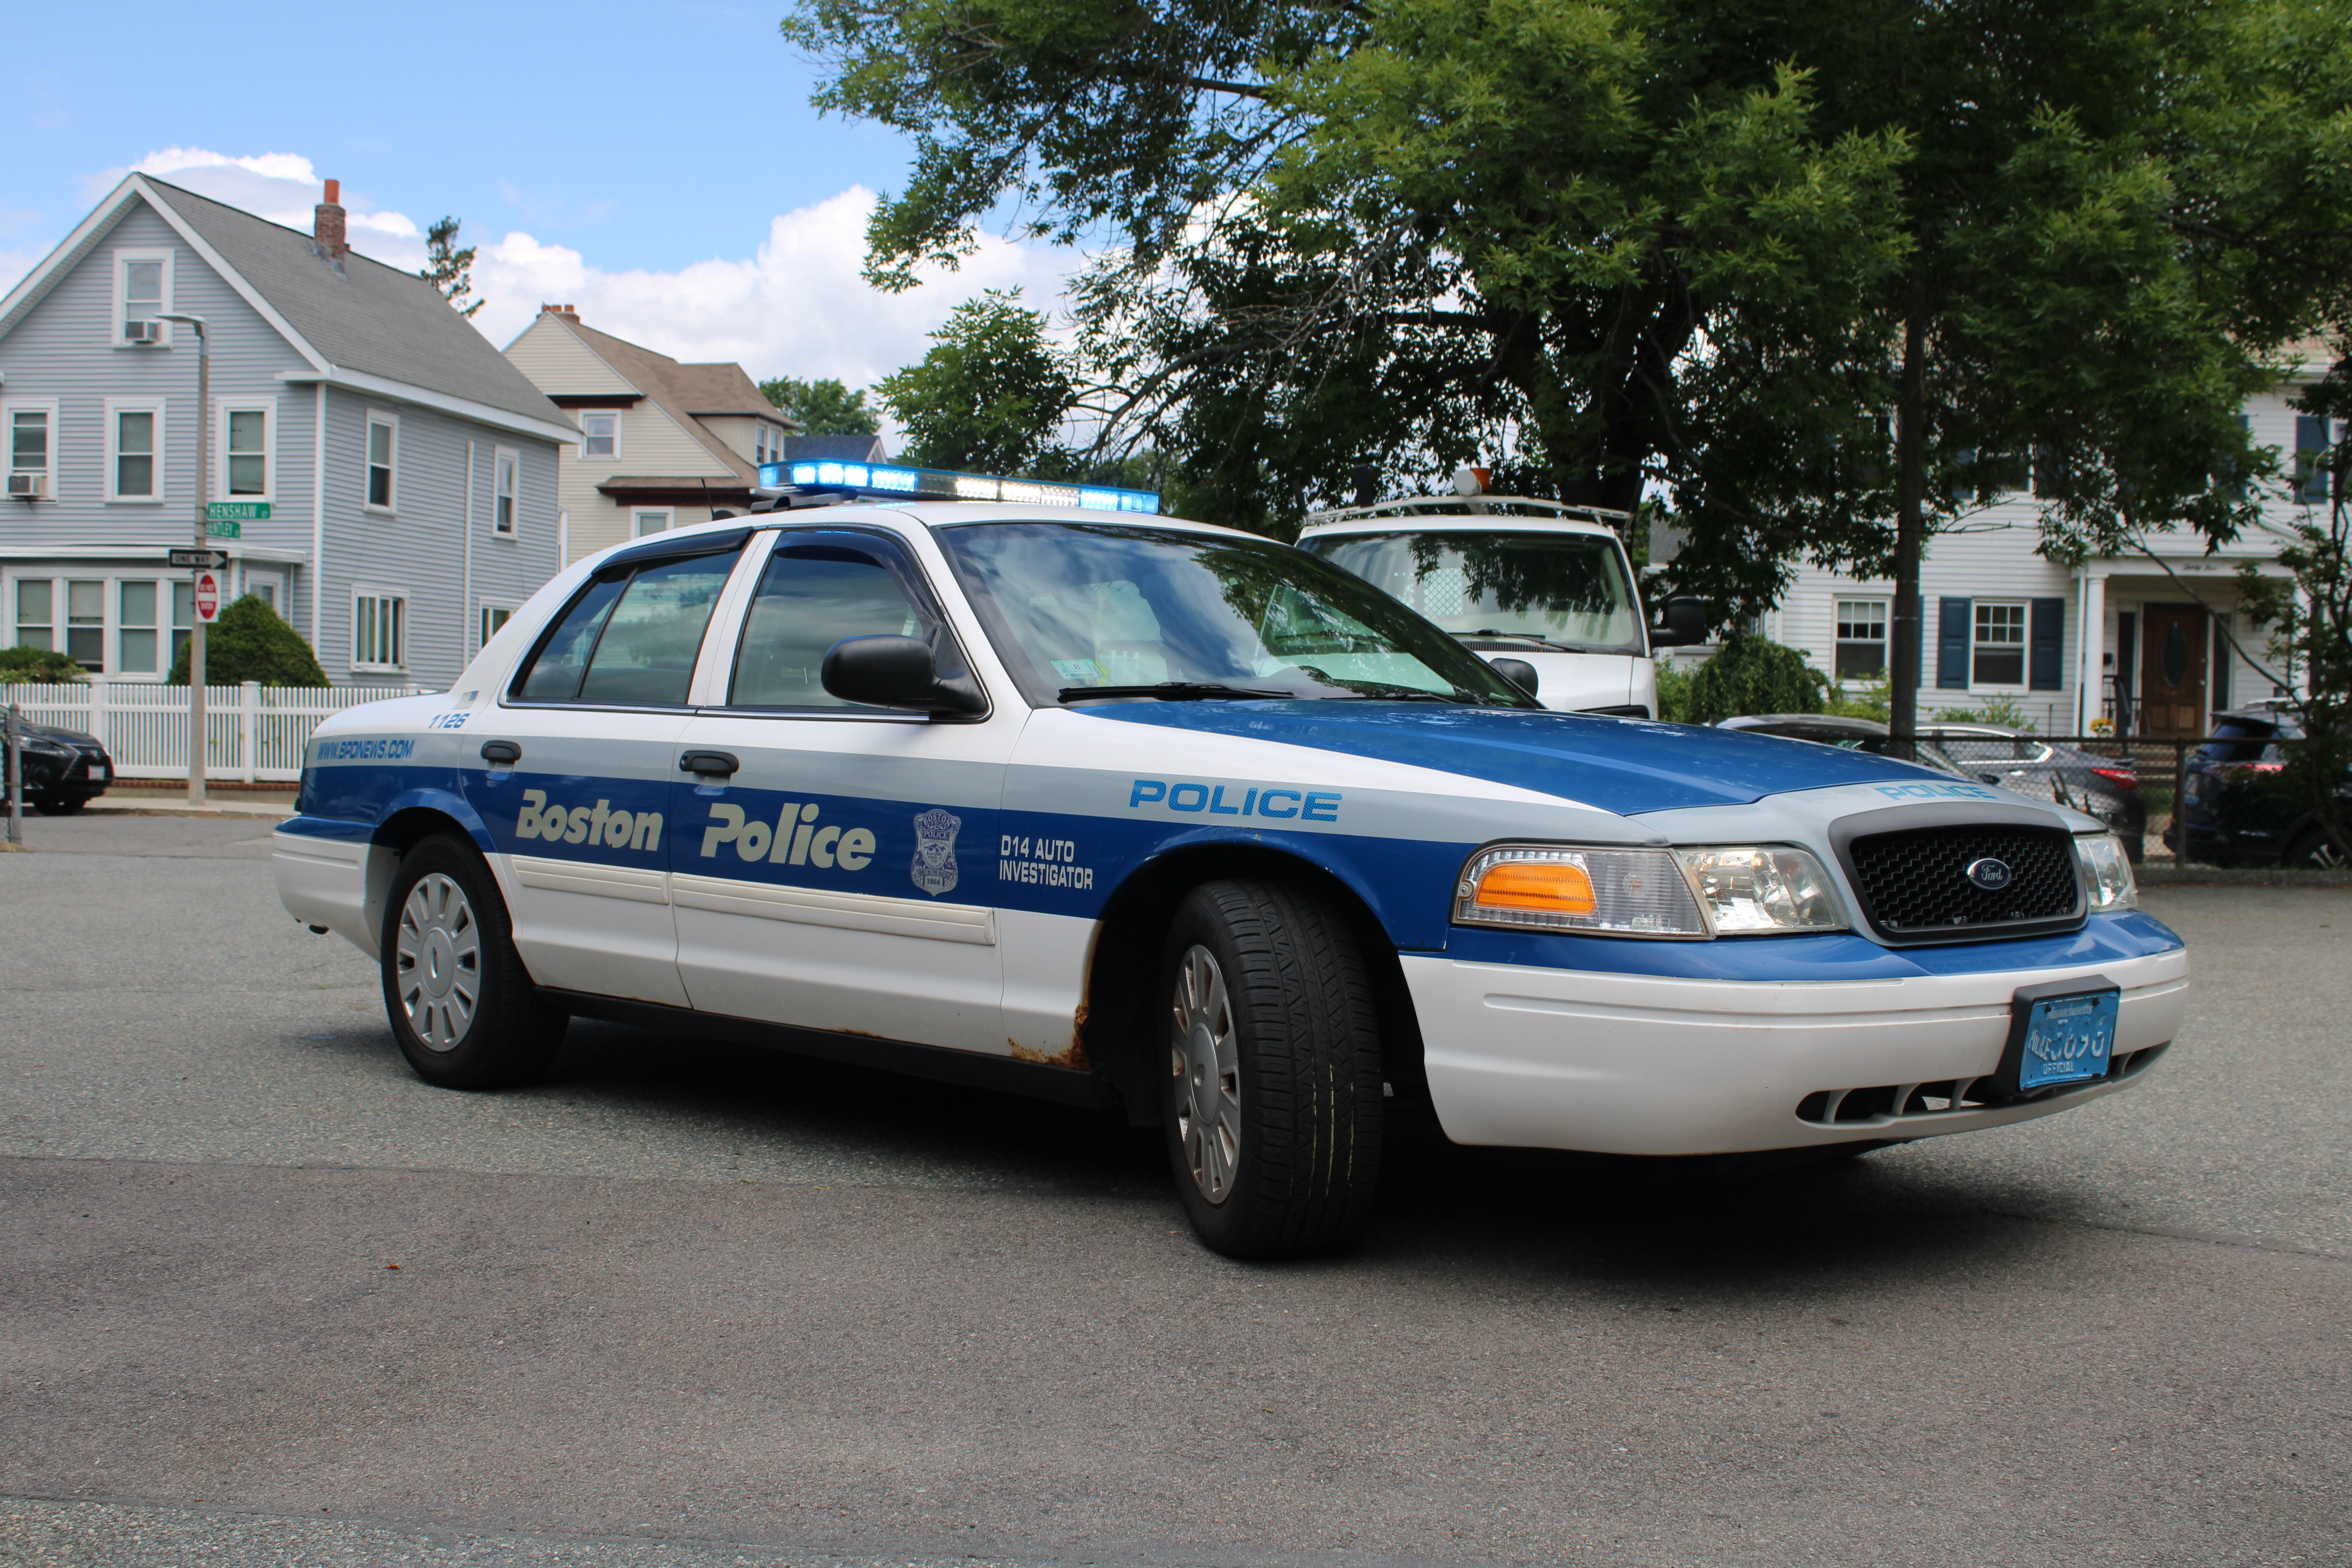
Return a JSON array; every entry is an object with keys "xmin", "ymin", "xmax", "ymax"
[
  {"xmin": 820, "ymin": 635, "xmax": 987, "ymax": 715},
  {"xmin": 1649, "ymin": 597, "xmax": 1708, "ymax": 648},
  {"xmin": 1489, "ymin": 657, "xmax": 1540, "ymax": 699}
]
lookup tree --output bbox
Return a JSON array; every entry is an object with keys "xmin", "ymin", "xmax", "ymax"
[
  {"xmin": 1681, "ymin": 634, "xmax": 1831, "ymax": 724},
  {"xmin": 167, "ymin": 595, "xmax": 330, "ymax": 687},
  {"xmin": 0, "ymin": 645, "xmax": 86, "ymax": 684},
  {"xmin": 2238, "ymin": 345, "xmax": 2352, "ymax": 863},
  {"xmin": 421, "ymin": 216, "xmax": 484, "ymax": 319},
  {"xmin": 788, "ymin": 0, "xmax": 2352, "ymax": 691},
  {"xmin": 876, "ymin": 289, "xmax": 1076, "ymax": 474},
  {"xmin": 759, "ymin": 376, "xmax": 882, "ymax": 437}
]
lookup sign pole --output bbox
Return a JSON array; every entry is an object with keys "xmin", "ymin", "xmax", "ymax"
[
  {"xmin": 162, "ymin": 312, "xmax": 211, "ymax": 805},
  {"xmin": 4, "ymin": 703, "xmax": 22, "ymax": 848}
]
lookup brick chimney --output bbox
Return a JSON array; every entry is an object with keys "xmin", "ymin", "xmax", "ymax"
[
  {"xmin": 314, "ymin": 179, "xmax": 347, "ymax": 260},
  {"xmin": 540, "ymin": 303, "xmax": 580, "ymax": 321}
]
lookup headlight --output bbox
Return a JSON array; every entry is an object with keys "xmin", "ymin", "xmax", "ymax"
[
  {"xmin": 2075, "ymin": 833, "xmax": 2138, "ymax": 911},
  {"xmin": 1674, "ymin": 846, "xmax": 1848, "ymax": 933},
  {"xmin": 1454, "ymin": 845, "xmax": 1707, "ymax": 937}
]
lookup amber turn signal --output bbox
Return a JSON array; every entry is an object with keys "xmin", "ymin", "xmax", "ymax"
[{"xmin": 1472, "ymin": 860, "xmax": 1597, "ymax": 914}]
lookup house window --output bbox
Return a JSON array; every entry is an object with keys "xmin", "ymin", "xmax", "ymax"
[
  {"xmin": 9, "ymin": 407, "xmax": 51, "ymax": 494},
  {"xmin": 580, "ymin": 411, "xmax": 620, "ymax": 459},
  {"xmin": 115, "ymin": 250, "xmax": 172, "ymax": 345},
  {"xmin": 634, "ymin": 508, "xmax": 671, "ymax": 536},
  {"xmin": 366, "ymin": 414, "xmax": 398, "ymax": 510},
  {"xmin": 481, "ymin": 602, "xmax": 515, "ymax": 648},
  {"xmin": 14, "ymin": 579, "xmax": 53, "ymax": 651},
  {"xmin": 352, "ymin": 589, "xmax": 407, "ymax": 670},
  {"xmin": 224, "ymin": 407, "xmax": 270, "ymax": 497},
  {"xmin": 120, "ymin": 581, "xmax": 160, "ymax": 675},
  {"xmin": 109, "ymin": 403, "xmax": 163, "ymax": 500},
  {"xmin": 1973, "ymin": 601, "xmax": 2027, "ymax": 686},
  {"xmin": 493, "ymin": 448, "xmax": 518, "ymax": 534},
  {"xmin": 65, "ymin": 580, "xmax": 104, "ymax": 670},
  {"xmin": 1834, "ymin": 599, "xmax": 1887, "ymax": 679},
  {"xmin": 2296, "ymin": 415, "xmax": 2336, "ymax": 505}
]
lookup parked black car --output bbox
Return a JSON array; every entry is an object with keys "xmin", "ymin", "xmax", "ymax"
[
  {"xmin": 2, "ymin": 720, "xmax": 114, "ymax": 814},
  {"xmin": 1715, "ymin": 713, "xmax": 2145, "ymax": 858},
  {"xmin": 1922, "ymin": 721, "xmax": 2149, "ymax": 857},
  {"xmin": 2163, "ymin": 706, "xmax": 2351, "ymax": 868}
]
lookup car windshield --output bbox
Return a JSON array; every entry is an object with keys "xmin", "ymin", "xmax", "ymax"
[
  {"xmin": 1300, "ymin": 528, "xmax": 1644, "ymax": 653},
  {"xmin": 933, "ymin": 521, "xmax": 1539, "ymax": 708}
]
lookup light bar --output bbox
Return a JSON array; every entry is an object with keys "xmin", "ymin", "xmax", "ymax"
[{"xmin": 759, "ymin": 460, "xmax": 1159, "ymax": 515}]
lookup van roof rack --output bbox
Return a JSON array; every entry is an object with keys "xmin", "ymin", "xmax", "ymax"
[{"xmin": 1301, "ymin": 494, "xmax": 1634, "ymax": 531}]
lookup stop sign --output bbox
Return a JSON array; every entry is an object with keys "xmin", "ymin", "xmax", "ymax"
[{"xmin": 193, "ymin": 571, "xmax": 221, "ymax": 623}]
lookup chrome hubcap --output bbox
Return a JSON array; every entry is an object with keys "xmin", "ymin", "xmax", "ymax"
[
  {"xmin": 395, "ymin": 872, "xmax": 481, "ymax": 1052},
  {"xmin": 1170, "ymin": 944, "xmax": 1241, "ymax": 1204}
]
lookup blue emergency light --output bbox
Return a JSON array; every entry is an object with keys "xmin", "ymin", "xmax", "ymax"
[{"xmin": 757, "ymin": 459, "xmax": 1159, "ymax": 515}]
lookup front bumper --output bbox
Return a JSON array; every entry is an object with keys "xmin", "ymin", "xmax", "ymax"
[{"xmin": 1406, "ymin": 943, "xmax": 2188, "ymax": 1155}]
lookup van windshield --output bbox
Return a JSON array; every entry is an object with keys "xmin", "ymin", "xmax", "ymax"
[{"xmin": 1302, "ymin": 529, "xmax": 1645, "ymax": 654}]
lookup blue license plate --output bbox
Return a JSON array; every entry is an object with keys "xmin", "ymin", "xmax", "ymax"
[{"xmin": 2017, "ymin": 989, "xmax": 2117, "ymax": 1090}]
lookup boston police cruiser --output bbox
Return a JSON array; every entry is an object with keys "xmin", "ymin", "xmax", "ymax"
[{"xmin": 275, "ymin": 459, "xmax": 2185, "ymax": 1259}]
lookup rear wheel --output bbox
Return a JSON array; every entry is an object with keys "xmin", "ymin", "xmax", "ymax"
[
  {"xmin": 2285, "ymin": 827, "xmax": 2349, "ymax": 870},
  {"xmin": 1159, "ymin": 879, "xmax": 1385, "ymax": 1259},
  {"xmin": 380, "ymin": 834, "xmax": 566, "ymax": 1089}
]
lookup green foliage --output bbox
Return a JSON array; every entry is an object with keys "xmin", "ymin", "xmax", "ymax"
[
  {"xmin": 2239, "ymin": 358, "xmax": 2352, "ymax": 860},
  {"xmin": 0, "ymin": 645, "xmax": 87, "ymax": 684},
  {"xmin": 877, "ymin": 290, "xmax": 1076, "ymax": 475},
  {"xmin": 1931, "ymin": 695, "xmax": 2035, "ymax": 730},
  {"xmin": 1681, "ymin": 634, "xmax": 1829, "ymax": 725},
  {"xmin": 1822, "ymin": 676, "xmax": 1891, "ymax": 723},
  {"xmin": 759, "ymin": 376, "xmax": 882, "ymax": 437},
  {"xmin": 420, "ymin": 217, "xmax": 483, "ymax": 319},
  {"xmin": 1652, "ymin": 657, "xmax": 1698, "ymax": 724},
  {"xmin": 167, "ymin": 595, "xmax": 329, "ymax": 687}
]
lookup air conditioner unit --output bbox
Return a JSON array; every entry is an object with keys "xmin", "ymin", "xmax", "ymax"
[
  {"xmin": 122, "ymin": 319, "xmax": 160, "ymax": 343},
  {"xmin": 6, "ymin": 473, "xmax": 46, "ymax": 499}
]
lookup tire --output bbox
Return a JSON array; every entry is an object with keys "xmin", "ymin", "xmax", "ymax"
[
  {"xmin": 33, "ymin": 792, "xmax": 85, "ymax": 816},
  {"xmin": 2284, "ymin": 827, "xmax": 2350, "ymax": 870},
  {"xmin": 1158, "ymin": 879, "xmax": 1385, "ymax": 1259},
  {"xmin": 379, "ymin": 833, "xmax": 567, "ymax": 1089}
]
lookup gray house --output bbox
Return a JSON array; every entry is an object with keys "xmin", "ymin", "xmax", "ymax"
[{"xmin": 0, "ymin": 174, "xmax": 577, "ymax": 690}]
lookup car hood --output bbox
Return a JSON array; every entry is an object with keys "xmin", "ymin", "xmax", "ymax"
[
  {"xmin": 18, "ymin": 722, "xmax": 101, "ymax": 749},
  {"xmin": 1076, "ymin": 702, "xmax": 1942, "ymax": 814}
]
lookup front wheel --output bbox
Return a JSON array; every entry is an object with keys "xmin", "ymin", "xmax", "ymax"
[
  {"xmin": 379, "ymin": 834, "xmax": 567, "ymax": 1089},
  {"xmin": 1159, "ymin": 879, "xmax": 1385, "ymax": 1259},
  {"xmin": 2285, "ymin": 827, "xmax": 2349, "ymax": 870}
]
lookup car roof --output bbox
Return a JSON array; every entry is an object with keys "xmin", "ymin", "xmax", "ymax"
[{"xmin": 1716, "ymin": 713, "xmax": 1889, "ymax": 735}]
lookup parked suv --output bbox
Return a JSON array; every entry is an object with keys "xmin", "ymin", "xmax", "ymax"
[
  {"xmin": 2164, "ymin": 707, "xmax": 2350, "ymax": 868},
  {"xmin": 2, "ymin": 720, "xmax": 114, "ymax": 814}
]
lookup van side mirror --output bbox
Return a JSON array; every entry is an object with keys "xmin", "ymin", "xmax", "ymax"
[
  {"xmin": 820, "ymin": 635, "xmax": 987, "ymax": 715},
  {"xmin": 1489, "ymin": 657, "xmax": 1540, "ymax": 699},
  {"xmin": 1649, "ymin": 597, "xmax": 1708, "ymax": 648}
]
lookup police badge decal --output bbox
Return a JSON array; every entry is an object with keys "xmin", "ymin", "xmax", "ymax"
[{"xmin": 910, "ymin": 808, "xmax": 961, "ymax": 896}]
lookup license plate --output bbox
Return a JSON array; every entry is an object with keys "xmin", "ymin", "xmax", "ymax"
[{"xmin": 2014, "ymin": 989, "xmax": 2117, "ymax": 1091}]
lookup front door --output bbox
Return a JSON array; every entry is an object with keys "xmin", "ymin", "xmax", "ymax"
[
  {"xmin": 669, "ymin": 526, "xmax": 1017, "ymax": 1054},
  {"xmin": 2140, "ymin": 604, "xmax": 2208, "ymax": 737}
]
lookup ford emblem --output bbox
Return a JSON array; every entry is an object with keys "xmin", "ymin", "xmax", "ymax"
[{"xmin": 1965, "ymin": 856, "xmax": 2013, "ymax": 891}]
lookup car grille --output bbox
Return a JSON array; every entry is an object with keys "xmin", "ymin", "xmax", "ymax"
[{"xmin": 1845, "ymin": 824, "xmax": 2080, "ymax": 939}]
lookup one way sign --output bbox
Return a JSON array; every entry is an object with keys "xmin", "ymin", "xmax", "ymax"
[{"xmin": 169, "ymin": 548, "xmax": 230, "ymax": 570}]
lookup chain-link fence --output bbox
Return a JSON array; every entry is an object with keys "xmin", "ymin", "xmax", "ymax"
[{"xmin": 1902, "ymin": 730, "xmax": 2341, "ymax": 869}]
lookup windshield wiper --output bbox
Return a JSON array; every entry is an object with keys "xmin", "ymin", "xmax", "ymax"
[
  {"xmin": 1466, "ymin": 630, "xmax": 1586, "ymax": 654},
  {"xmin": 1059, "ymin": 681, "xmax": 1299, "ymax": 703}
]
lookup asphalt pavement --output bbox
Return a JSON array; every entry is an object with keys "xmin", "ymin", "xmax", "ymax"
[{"xmin": 1, "ymin": 818, "xmax": 2346, "ymax": 1567}]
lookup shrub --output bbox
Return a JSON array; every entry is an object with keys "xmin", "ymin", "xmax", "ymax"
[
  {"xmin": 1681, "ymin": 633, "xmax": 1829, "ymax": 724},
  {"xmin": 1822, "ymin": 676, "xmax": 1891, "ymax": 723},
  {"xmin": 0, "ymin": 644, "xmax": 87, "ymax": 684},
  {"xmin": 167, "ymin": 595, "xmax": 329, "ymax": 687}
]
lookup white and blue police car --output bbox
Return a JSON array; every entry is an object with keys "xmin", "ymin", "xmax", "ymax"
[{"xmin": 275, "ymin": 465, "xmax": 2184, "ymax": 1258}]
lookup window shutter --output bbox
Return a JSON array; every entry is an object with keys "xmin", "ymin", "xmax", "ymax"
[
  {"xmin": 1936, "ymin": 598, "xmax": 1971, "ymax": 689},
  {"xmin": 2029, "ymin": 597, "xmax": 2065, "ymax": 690}
]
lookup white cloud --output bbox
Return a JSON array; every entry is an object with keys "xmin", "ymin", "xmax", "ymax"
[{"xmin": 52, "ymin": 147, "xmax": 1078, "ymax": 410}]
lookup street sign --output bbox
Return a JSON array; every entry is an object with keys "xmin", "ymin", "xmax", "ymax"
[
  {"xmin": 193, "ymin": 571, "xmax": 222, "ymax": 623},
  {"xmin": 206, "ymin": 519, "xmax": 243, "ymax": 539},
  {"xmin": 170, "ymin": 548, "xmax": 230, "ymax": 569},
  {"xmin": 207, "ymin": 501, "xmax": 270, "ymax": 521}
]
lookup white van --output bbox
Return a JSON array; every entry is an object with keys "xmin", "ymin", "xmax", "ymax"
[{"xmin": 1298, "ymin": 493, "xmax": 1697, "ymax": 717}]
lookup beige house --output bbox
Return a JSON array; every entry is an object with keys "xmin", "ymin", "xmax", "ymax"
[{"xmin": 503, "ymin": 305, "xmax": 800, "ymax": 566}]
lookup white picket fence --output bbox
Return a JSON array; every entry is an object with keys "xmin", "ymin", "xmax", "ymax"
[{"xmin": 1, "ymin": 681, "xmax": 420, "ymax": 782}]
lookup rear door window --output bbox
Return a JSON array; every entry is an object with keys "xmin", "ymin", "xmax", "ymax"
[{"xmin": 511, "ymin": 549, "xmax": 742, "ymax": 707}]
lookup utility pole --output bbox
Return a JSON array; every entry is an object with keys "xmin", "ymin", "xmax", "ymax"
[{"xmin": 159, "ymin": 312, "xmax": 209, "ymax": 804}]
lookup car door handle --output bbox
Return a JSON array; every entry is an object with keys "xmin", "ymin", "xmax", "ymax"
[
  {"xmin": 479, "ymin": 740, "xmax": 522, "ymax": 766},
  {"xmin": 680, "ymin": 750, "xmax": 740, "ymax": 778}
]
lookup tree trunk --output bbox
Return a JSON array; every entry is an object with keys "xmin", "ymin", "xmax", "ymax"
[{"xmin": 1888, "ymin": 274, "xmax": 1928, "ymax": 755}]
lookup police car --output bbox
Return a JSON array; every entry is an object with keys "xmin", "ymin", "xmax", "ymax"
[{"xmin": 274, "ymin": 462, "xmax": 2186, "ymax": 1259}]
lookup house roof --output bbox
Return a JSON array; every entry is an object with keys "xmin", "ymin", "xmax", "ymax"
[
  {"xmin": 521, "ymin": 313, "xmax": 801, "ymax": 489},
  {"xmin": 0, "ymin": 175, "xmax": 577, "ymax": 445},
  {"xmin": 784, "ymin": 432, "xmax": 891, "ymax": 465}
]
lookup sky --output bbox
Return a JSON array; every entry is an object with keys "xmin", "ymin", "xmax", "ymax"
[{"xmin": 2, "ymin": 3, "xmax": 1078, "ymax": 406}]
